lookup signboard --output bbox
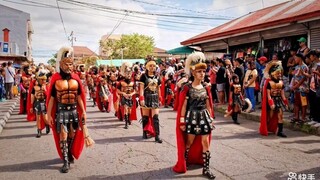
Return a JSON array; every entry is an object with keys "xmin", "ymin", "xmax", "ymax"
[{"xmin": 3, "ymin": 42, "xmax": 8, "ymax": 53}]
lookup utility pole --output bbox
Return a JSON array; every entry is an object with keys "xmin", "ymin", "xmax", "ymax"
[{"xmin": 68, "ymin": 31, "xmax": 76, "ymax": 47}]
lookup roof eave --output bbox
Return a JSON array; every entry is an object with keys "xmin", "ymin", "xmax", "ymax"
[{"xmin": 181, "ymin": 10, "xmax": 320, "ymax": 46}]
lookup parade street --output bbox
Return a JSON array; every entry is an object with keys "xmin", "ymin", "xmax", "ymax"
[{"xmin": 0, "ymin": 100, "xmax": 319, "ymax": 180}]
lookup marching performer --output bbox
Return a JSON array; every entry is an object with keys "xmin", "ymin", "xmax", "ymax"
[
  {"xmin": 87, "ymin": 66, "xmax": 98, "ymax": 107},
  {"xmin": 96, "ymin": 75, "xmax": 112, "ymax": 112},
  {"xmin": 139, "ymin": 58, "xmax": 163, "ymax": 143},
  {"xmin": 107, "ymin": 66, "xmax": 120, "ymax": 117},
  {"xmin": 20, "ymin": 63, "xmax": 32, "ymax": 115},
  {"xmin": 29, "ymin": 70, "xmax": 48, "ymax": 138},
  {"xmin": 260, "ymin": 61, "xmax": 288, "ymax": 137},
  {"xmin": 117, "ymin": 62, "xmax": 137, "ymax": 129},
  {"xmin": 224, "ymin": 74, "xmax": 252, "ymax": 124},
  {"xmin": 47, "ymin": 47, "xmax": 94, "ymax": 173},
  {"xmin": 173, "ymin": 52, "xmax": 215, "ymax": 179}
]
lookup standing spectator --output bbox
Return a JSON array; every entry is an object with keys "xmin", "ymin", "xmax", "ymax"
[
  {"xmin": 233, "ymin": 58, "xmax": 244, "ymax": 87},
  {"xmin": 5, "ymin": 61, "xmax": 15, "ymax": 99},
  {"xmin": 297, "ymin": 37, "xmax": 310, "ymax": 57},
  {"xmin": 216, "ymin": 58, "xmax": 227, "ymax": 104},
  {"xmin": 225, "ymin": 59, "xmax": 233, "ymax": 102},
  {"xmin": 209, "ymin": 60, "xmax": 218, "ymax": 103},
  {"xmin": 287, "ymin": 48, "xmax": 297, "ymax": 83},
  {"xmin": 291, "ymin": 53, "xmax": 309, "ymax": 124},
  {"xmin": 0, "ymin": 69, "xmax": 5, "ymax": 102},
  {"xmin": 14, "ymin": 69, "xmax": 22, "ymax": 96},
  {"xmin": 305, "ymin": 50, "xmax": 320, "ymax": 124},
  {"xmin": 243, "ymin": 61, "xmax": 258, "ymax": 112}
]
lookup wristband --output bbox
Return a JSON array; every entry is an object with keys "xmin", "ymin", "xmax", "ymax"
[
  {"xmin": 283, "ymin": 99, "xmax": 288, "ymax": 106},
  {"xmin": 179, "ymin": 122, "xmax": 186, "ymax": 126},
  {"xmin": 82, "ymin": 118, "xmax": 86, "ymax": 125},
  {"xmin": 268, "ymin": 99, "xmax": 274, "ymax": 107},
  {"xmin": 180, "ymin": 116, "xmax": 185, "ymax": 123},
  {"xmin": 139, "ymin": 96, "xmax": 145, "ymax": 101}
]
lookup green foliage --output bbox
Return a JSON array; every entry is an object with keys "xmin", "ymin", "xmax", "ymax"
[
  {"xmin": 47, "ymin": 53, "xmax": 57, "ymax": 66},
  {"xmin": 100, "ymin": 33, "xmax": 155, "ymax": 59}
]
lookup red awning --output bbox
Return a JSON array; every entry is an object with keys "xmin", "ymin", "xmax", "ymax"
[{"xmin": 181, "ymin": 0, "xmax": 320, "ymax": 46}]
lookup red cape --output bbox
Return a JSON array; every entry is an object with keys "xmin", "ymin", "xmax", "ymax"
[
  {"xmin": 96, "ymin": 85, "xmax": 112, "ymax": 112},
  {"xmin": 173, "ymin": 85, "xmax": 214, "ymax": 173},
  {"xmin": 259, "ymin": 79, "xmax": 278, "ymax": 136},
  {"xmin": 46, "ymin": 73, "xmax": 86, "ymax": 159},
  {"xmin": 26, "ymin": 80, "xmax": 45, "ymax": 130},
  {"xmin": 173, "ymin": 88, "xmax": 180, "ymax": 111}
]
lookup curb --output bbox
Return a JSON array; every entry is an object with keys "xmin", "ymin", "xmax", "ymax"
[
  {"xmin": 0, "ymin": 98, "xmax": 19, "ymax": 134},
  {"xmin": 214, "ymin": 105, "xmax": 320, "ymax": 136}
]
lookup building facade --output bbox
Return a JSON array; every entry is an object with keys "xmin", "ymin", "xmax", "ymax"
[{"xmin": 0, "ymin": 4, "xmax": 33, "ymax": 63}]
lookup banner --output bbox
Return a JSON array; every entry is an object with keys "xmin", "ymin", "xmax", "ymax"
[{"xmin": 3, "ymin": 42, "xmax": 8, "ymax": 53}]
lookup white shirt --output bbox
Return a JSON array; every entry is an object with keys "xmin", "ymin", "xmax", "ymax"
[{"xmin": 5, "ymin": 66, "xmax": 15, "ymax": 83}]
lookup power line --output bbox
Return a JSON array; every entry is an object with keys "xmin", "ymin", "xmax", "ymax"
[
  {"xmin": 56, "ymin": 0, "xmax": 69, "ymax": 42},
  {"xmin": 58, "ymin": 0, "xmax": 232, "ymax": 20},
  {"xmin": 130, "ymin": 0, "xmax": 234, "ymax": 19}
]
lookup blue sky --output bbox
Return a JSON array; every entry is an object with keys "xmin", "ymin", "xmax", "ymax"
[{"xmin": 0, "ymin": 0, "xmax": 288, "ymax": 64}]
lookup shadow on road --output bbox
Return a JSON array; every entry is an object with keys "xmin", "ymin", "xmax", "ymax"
[
  {"xmin": 0, "ymin": 133, "xmax": 41, "ymax": 140},
  {"xmin": 4, "ymin": 125, "xmax": 35, "ymax": 130},
  {"xmin": 94, "ymin": 135, "xmax": 144, "ymax": 144},
  {"xmin": 0, "ymin": 158, "xmax": 61, "ymax": 172},
  {"xmin": 79, "ymin": 166, "xmax": 206, "ymax": 179}
]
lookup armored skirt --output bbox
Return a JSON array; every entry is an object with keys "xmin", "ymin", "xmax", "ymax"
[
  {"xmin": 270, "ymin": 96, "xmax": 286, "ymax": 111},
  {"xmin": 145, "ymin": 90, "xmax": 160, "ymax": 109},
  {"xmin": 121, "ymin": 96, "xmax": 133, "ymax": 107},
  {"xmin": 34, "ymin": 99, "xmax": 47, "ymax": 115},
  {"xmin": 56, "ymin": 103, "xmax": 79, "ymax": 133},
  {"xmin": 232, "ymin": 94, "xmax": 243, "ymax": 107},
  {"xmin": 185, "ymin": 85, "xmax": 214, "ymax": 135}
]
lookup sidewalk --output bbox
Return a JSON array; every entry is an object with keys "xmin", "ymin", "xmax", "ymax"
[
  {"xmin": 0, "ymin": 97, "xmax": 19, "ymax": 134},
  {"xmin": 214, "ymin": 103, "xmax": 320, "ymax": 136}
]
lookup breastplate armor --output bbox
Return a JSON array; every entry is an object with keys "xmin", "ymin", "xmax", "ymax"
[
  {"xmin": 34, "ymin": 85, "xmax": 46, "ymax": 100},
  {"xmin": 270, "ymin": 80, "xmax": 283, "ymax": 97},
  {"xmin": 233, "ymin": 84, "xmax": 242, "ymax": 94},
  {"xmin": 22, "ymin": 76, "xmax": 31, "ymax": 89},
  {"xmin": 146, "ymin": 76, "xmax": 159, "ymax": 92},
  {"xmin": 121, "ymin": 81, "xmax": 134, "ymax": 94},
  {"xmin": 55, "ymin": 79, "xmax": 79, "ymax": 104},
  {"xmin": 188, "ymin": 86, "xmax": 208, "ymax": 110}
]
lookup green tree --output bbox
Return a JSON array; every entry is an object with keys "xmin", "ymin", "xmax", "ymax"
[
  {"xmin": 47, "ymin": 53, "xmax": 57, "ymax": 66},
  {"xmin": 100, "ymin": 33, "xmax": 155, "ymax": 59}
]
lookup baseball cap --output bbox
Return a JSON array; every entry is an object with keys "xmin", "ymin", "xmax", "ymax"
[
  {"xmin": 258, "ymin": 56, "xmax": 267, "ymax": 62},
  {"xmin": 297, "ymin": 37, "xmax": 307, "ymax": 43}
]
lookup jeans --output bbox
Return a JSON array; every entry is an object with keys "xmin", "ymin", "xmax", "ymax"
[{"xmin": 245, "ymin": 87, "xmax": 255, "ymax": 110}]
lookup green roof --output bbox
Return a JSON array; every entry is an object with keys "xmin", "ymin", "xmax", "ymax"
[
  {"xmin": 166, "ymin": 46, "xmax": 195, "ymax": 55},
  {"xmin": 96, "ymin": 59, "xmax": 145, "ymax": 67}
]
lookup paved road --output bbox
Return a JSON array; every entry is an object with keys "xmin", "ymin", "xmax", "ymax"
[{"xmin": 0, "ymin": 101, "xmax": 319, "ymax": 180}]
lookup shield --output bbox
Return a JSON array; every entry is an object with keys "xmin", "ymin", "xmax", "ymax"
[{"xmin": 242, "ymin": 98, "xmax": 252, "ymax": 113}]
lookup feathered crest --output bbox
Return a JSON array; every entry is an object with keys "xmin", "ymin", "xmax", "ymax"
[
  {"xmin": 165, "ymin": 70, "xmax": 174, "ymax": 80},
  {"xmin": 120, "ymin": 61, "xmax": 133, "ymax": 76},
  {"xmin": 263, "ymin": 61, "xmax": 282, "ymax": 79},
  {"xmin": 184, "ymin": 51, "xmax": 206, "ymax": 75},
  {"xmin": 36, "ymin": 69, "xmax": 47, "ymax": 80},
  {"xmin": 56, "ymin": 46, "xmax": 73, "ymax": 73}
]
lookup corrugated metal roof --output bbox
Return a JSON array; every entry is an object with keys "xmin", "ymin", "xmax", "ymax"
[
  {"xmin": 72, "ymin": 46, "xmax": 97, "ymax": 57},
  {"xmin": 181, "ymin": 0, "xmax": 320, "ymax": 45}
]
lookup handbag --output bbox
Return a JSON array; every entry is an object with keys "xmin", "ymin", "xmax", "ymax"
[{"xmin": 12, "ymin": 85, "xmax": 19, "ymax": 96}]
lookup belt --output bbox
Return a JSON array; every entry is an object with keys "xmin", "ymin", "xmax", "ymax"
[{"xmin": 57, "ymin": 103, "xmax": 77, "ymax": 110}]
